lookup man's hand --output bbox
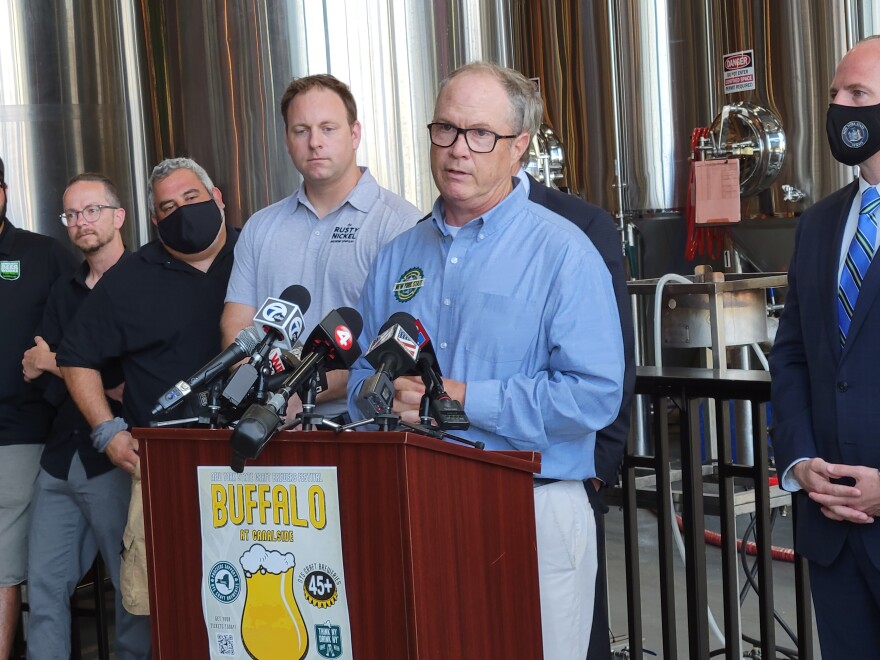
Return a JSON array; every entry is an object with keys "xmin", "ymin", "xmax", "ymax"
[
  {"xmin": 284, "ymin": 394, "xmax": 304, "ymax": 424},
  {"xmin": 106, "ymin": 430, "xmax": 140, "ymax": 475},
  {"xmin": 22, "ymin": 336, "xmax": 54, "ymax": 381},
  {"xmin": 392, "ymin": 375, "xmax": 467, "ymax": 424},
  {"xmin": 105, "ymin": 382, "xmax": 125, "ymax": 403},
  {"xmin": 793, "ymin": 457, "xmax": 878, "ymax": 524},
  {"xmin": 392, "ymin": 376, "xmax": 426, "ymax": 423}
]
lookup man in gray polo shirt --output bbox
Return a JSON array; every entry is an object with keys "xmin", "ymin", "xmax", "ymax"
[{"xmin": 222, "ymin": 73, "xmax": 421, "ymax": 419}]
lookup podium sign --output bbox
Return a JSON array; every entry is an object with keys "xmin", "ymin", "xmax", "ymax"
[{"xmin": 197, "ymin": 466, "xmax": 352, "ymax": 659}]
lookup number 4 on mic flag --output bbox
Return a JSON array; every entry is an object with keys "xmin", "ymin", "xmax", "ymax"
[{"xmin": 335, "ymin": 325, "xmax": 353, "ymax": 350}]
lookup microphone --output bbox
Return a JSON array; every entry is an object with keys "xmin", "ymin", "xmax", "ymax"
[
  {"xmin": 222, "ymin": 286, "xmax": 312, "ymax": 407},
  {"xmin": 266, "ymin": 307, "xmax": 363, "ymax": 411},
  {"xmin": 151, "ymin": 326, "xmax": 262, "ymax": 416},
  {"xmin": 413, "ymin": 318, "xmax": 440, "ymax": 375},
  {"xmin": 252, "ymin": 284, "xmax": 311, "ymax": 350},
  {"xmin": 228, "ymin": 308, "xmax": 363, "ymax": 471},
  {"xmin": 413, "ymin": 319, "xmax": 469, "ymax": 430},
  {"xmin": 355, "ymin": 312, "xmax": 420, "ymax": 417},
  {"xmin": 229, "ymin": 403, "xmax": 282, "ymax": 473},
  {"xmin": 262, "ymin": 343, "xmax": 329, "ymax": 394}
]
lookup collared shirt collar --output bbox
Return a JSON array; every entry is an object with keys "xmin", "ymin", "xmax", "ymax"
[
  {"xmin": 430, "ymin": 176, "xmax": 525, "ymax": 238},
  {"xmin": 70, "ymin": 249, "xmax": 132, "ymax": 288},
  {"xmin": 293, "ymin": 166, "xmax": 378, "ymax": 217},
  {"xmin": 858, "ymin": 176, "xmax": 880, "ymax": 198},
  {"xmin": 140, "ymin": 224, "xmax": 237, "ymax": 271}
]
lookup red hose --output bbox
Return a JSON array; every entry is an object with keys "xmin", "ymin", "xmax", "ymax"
[
  {"xmin": 685, "ymin": 127, "xmax": 725, "ymax": 262},
  {"xmin": 676, "ymin": 515, "xmax": 795, "ymax": 563}
]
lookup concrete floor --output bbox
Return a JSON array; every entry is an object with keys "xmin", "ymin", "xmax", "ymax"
[
  {"xmin": 38, "ymin": 497, "xmax": 822, "ymax": 660},
  {"xmin": 603, "ymin": 503, "xmax": 822, "ymax": 659}
]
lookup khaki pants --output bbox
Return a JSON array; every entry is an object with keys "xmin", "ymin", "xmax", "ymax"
[{"xmin": 120, "ymin": 465, "xmax": 150, "ymax": 615}]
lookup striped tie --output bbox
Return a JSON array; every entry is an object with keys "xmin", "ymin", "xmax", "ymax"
[{"xmin": 838, "ymin": 186, "xmax": 880, "ymax": 345}]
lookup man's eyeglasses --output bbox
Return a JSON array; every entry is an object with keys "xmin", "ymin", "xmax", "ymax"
[
  {"xmin": 427, "ymin": 123, "xmax": 518, "ymax": 153},
  {"xmin": 59, "ymin": 204, "xmax": 119, "ymax": 227}
]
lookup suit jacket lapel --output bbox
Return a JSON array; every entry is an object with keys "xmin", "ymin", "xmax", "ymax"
[{"xmin": 824, "ymin": 182, "xmax": 859, "ymax": 360}]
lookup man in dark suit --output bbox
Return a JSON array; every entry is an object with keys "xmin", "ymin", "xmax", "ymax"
[{"xmin": 770, "ymin": 35, "xmax": 880, "ymax": 658}]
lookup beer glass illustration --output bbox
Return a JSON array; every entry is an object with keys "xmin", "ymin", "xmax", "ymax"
[{"xmin": 239, "ymin": 544, "xmax": 309, "ymax": 660}]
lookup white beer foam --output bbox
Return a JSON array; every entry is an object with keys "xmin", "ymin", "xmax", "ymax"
[{"xmin": 239, "ymin": 543, "xmax": 296, "ymax": 575}]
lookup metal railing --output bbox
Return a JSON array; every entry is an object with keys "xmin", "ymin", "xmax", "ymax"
[{"xmin": 617, "ymin": 366, "xmax": 813, "ymax": 660}]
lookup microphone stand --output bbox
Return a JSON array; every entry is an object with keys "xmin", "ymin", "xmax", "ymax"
[
  {"xmin": 250, "ymin": 339, "xmax": 274, "ymax": 405},
  {"xmin": 418, "ymin": 392, "xmax": 433, "ymax": 427},
  {"xmin": 150, "ymin": 380, "xmax": 229, "ymax": 429},
  {"xmin": 409, "ymin": 392, "xmax": 483, "ymax": 448},
  {"xmin": 398, "ymin": 420, "xmax": 485, "ymax": 450},
  {"xmin": 298, "ymin": 372, "xmax": 321, "ymax": 430},
  {"xmin": 335, "ymin": 400, "xmax": 484, "ymax": 449},
  {"xmin": 281, "ymin": 372, "xmax": 348, "ymax": 432},
  {"xmin": 206, "ymin": 379, "xmax": 225, "ymax": 429}
]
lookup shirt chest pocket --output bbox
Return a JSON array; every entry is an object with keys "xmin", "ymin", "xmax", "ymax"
[{"xmin": 462, "ymin": 292, "xmax": 541, "ymax": 366}]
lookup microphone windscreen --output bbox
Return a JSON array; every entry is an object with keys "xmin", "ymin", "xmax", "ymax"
[
  {"xmin": 236, "ymin": 326, "xmax": 263, "ymax": 352},
  {"xmin": 336, "ymin": 307, "xmax": 364, "ymax": 340},
  {"xmin": 279, "ymin": 284, "xmax": 311, "ymax": 313},
  {"xmin": 380, "ymin": 311, "xmax": 418, "ymax": 338}
]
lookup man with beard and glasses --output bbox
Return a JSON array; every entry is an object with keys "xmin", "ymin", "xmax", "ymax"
[
  {"xmin": 0, "ymin": 156, "xmax": 75, "ymax": 657},
  {"xmin": 22, "ymin": 173, "xmax": 150, "ymax": 659},
  {"xmin": 771, "ymin": 35, "xmax": 880, "ymax": 657},
  {"xmin": 57, "ymin": 157, "xmax": 237, "ymax": 627}
]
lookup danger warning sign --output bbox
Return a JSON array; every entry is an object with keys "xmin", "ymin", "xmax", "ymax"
[{"xmin": 723, "ymin": 49, "xmax": 756, "ymax": 94}]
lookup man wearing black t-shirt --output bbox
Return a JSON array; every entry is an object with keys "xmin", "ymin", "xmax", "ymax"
[
  {"xmin": 23, "ymin": 173, "xmax": 150, "ymax": 659},
  {"xmin": 0, "ymin": 156, "xmax": 75, "ymax": 658},
  {"xmin": 58, "ymin": 157, "xmax": 236, "ymax": 618}
]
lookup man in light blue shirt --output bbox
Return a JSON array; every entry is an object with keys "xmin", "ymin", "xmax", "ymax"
[{"xmin": 348, "ymin": 62, "xmax": 624, "ymax": 659}]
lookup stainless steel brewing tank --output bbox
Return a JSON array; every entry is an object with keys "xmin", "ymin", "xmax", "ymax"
[
  {"xmin": 511, "ymin": 0, "xmax": 876, "ymax": 222},
  {"xmin": 0, "ymin": 1, "xmax": 153, "ymax": 247},
  {"xmin": 710, "ymin": 1, "xmax": 856, "ymax": 217},
  {"xmin": 141, "ymin": 0, "xmax": 518, "ymax": 228},
  {"xmin": 511, "ymin": 0, "xmax": 717, "ymax": 213}
]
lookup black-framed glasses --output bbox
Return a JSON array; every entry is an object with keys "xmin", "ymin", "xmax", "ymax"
[
  {"xmin": 427, "ymin": 122, "xmax": 518, "ymax": 153},
  {"xmin": 59, "ymin": 204, "xmax": 119, "ymax": 227}
]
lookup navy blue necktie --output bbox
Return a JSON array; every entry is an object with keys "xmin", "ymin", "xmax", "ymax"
[{"xmin": 838, "ymin": 186, "xmax": 880, "ymax": 345}]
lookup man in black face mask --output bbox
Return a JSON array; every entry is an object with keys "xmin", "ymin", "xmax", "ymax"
[
  {"xmin": 771, "ymin": 35, "xmax": 880, "ymax": 657},
  {"xmin": 58, "ymin": 157, "xmax": 236, "ymax": 620}
]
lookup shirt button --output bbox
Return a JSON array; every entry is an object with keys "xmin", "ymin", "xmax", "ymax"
[
  {"xmin": 837, "ymin": 381, "xmax": 848, "ymax": 392},
  {"xmin": 440, "ymin": 342, "xmax": 448, "ymax": 349},
  {"xmin": 451, "ymin": 257, "xmax": 459, "ymax": 264},
  {"xmin": 314, "ymin": 230, "xmax": 320, "ymax": 236},
  {"xmin": 478, "ymin": 233, "xmax": 485, "ymax": 240},
  {"xmin": 443, "ymin": 298, "xmax": 451, "ymax": 306}
]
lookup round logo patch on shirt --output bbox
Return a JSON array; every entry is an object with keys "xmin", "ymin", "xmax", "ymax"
[{"xmin": 393, "ymin": 267, "xmax": 425, "ymax": 303}]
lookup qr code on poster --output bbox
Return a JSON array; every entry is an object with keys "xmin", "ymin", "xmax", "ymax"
[{"xmin": 216, "ymin": 633, "xmax": 235, "ymax": 656}]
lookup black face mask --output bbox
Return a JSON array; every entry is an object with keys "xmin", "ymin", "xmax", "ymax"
[
  {"xmin": 826, "ymin": 102, "xmax": 880, "ymax": 166},
  {"xmin": 156, "ymin": 199, "xmax": 223, "ymax": 254}
]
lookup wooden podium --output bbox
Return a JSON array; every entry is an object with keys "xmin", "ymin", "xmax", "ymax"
[{"xmin": 135, "ymin": 428, "xmax": 543, "ymax": 659}]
